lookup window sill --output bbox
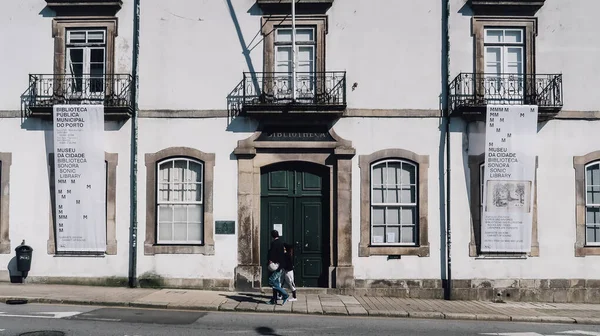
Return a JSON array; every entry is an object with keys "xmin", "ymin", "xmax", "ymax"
[
  {"xmin": 575, "ymin": 244, "xmax": 600, "ymax": 257},
  {"xmin": 358, "ymin": 244, "xmax": 429, "ymax": 257},
  {"xmin": 474, "ymin": 254, "xmax": 527, "ymax": 260},
  {"xmin": 144, "ymin": 243, "xmax": 215, "ymax": 255},
  {"xmin": 54, "ymin": 252, "xmax": 106, "ymax": 258}
]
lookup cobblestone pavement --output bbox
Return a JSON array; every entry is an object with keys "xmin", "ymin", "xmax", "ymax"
[{"xmin": 0, "ymin": 283, "xmax": 598, "ymax": 324}]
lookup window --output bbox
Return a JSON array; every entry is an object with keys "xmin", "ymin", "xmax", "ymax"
[
  {"xmin": 66, "ymin": 29, "xmax": 106, "ymax": 96},
  {"xmin": 370, "ymin": 160, "xmax": 417, "ymax": 245},
  {"xmin": 274, "ymin": 27, "xmax": 316, "ymax": 100},
  {"xmin": 156, "ymin": 158, "xmax": 204, "ymax": 244},
  {"xmin": 468, "ymin": 154, "xmax": 539, "ymax": 257},
  {"xmin": 359, "ymin": 149, "xmax": 430, "ymax": 257},
  {"xmin": 585, "ymin": 162, "xmax": 600, "ymax": 245},
  {"xmin": 52, "ymin": 18, "xmax": 117, "ymax": 86},
  {"xmin": 0, "ymin": 153, "xmax": 11, "ymax": 254},
  {"xmin": 484, "ymin": 28, "xmax": 524, "ymax": 103},
  {"xmin": 575, "ymin": 152, "xmax": 600, "ymax": 256},
  {"xmin": 472, "ymin": 17, "xmax": 536, "ymax": 104},
  {"xmin": 144, "ymin": 147, "xmax": 215, "ymax": 255}
]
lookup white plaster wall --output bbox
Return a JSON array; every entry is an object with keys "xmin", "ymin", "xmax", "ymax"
[
  {"xmin": 139, "ymin": 0, "xmax": 262, "ymax": 111},
  {"xmin": 136, "ymin": 118, "xmax": 255, "ymax": 279},
  {"xmin": 0, "ymin": 0, "xmax": 54, "ymax": 111},
  {"xmin": 334, "ymin": 118, "xmax": 443, "ymax": 280},
  {"xmin": 449, "ymin": 0, "xmax": 600, "ymax": 112},
  {"xmin": 451, "ymin": 119, "xmax": 600, "ymax": 279},
  {"xmin": 0, "ymin": 118, "xmax": 131, "ymax": 277},
  {"xmin": 0, "ymin": 0, "xmax": 133, "ymax": 111},
  {"xmin": 139, "ymin": 0, "xmax": 441, "ymax": 111},
  {"xmin": 327, "ymin": 0, "xmax": 441, "ymax": 110}
]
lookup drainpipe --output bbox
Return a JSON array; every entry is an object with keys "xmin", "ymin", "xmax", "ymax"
[
  {"xmin": 128, "ymin": 0, "xmax": 140, "ymax": 288},
  {"xmin": 442, "ymin": 0, "xmax": 452, "ymax": 300}
]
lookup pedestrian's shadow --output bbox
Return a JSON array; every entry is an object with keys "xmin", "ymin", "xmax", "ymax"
[
  {"xmin": 220, "ymin": 293, "xmax": 267, "ymax": 304},
  {"xmin": 255, "ymin": 327, "xmax": 283, "ymax": 336}
]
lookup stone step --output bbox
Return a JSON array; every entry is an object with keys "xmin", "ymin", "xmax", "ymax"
[{"xmin": 260, "ymin": 287, "xmax": 329, "ymax": 295}]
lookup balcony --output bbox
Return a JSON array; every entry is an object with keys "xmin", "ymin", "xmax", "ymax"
[
  {"xmin": 448, "ymin": 73, "xmax": 563, "ymax": 120},
  {"xmin": 228, "ymin": 72, "xmax": 346, "ymax": 120},
  {"xmin": 23, "ymin": 74, "xmax": 133, "ymax": 120}
]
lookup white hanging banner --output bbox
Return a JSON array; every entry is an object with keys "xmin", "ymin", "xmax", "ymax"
[
  {"xmin": 481, "ymin": 105, "xmax": 538, "ymax": 253},
  {"xmin": 53, "ymin": 105, "xmax": 106, "ymax": 252}
]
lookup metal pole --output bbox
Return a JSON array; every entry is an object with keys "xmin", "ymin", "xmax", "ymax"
[
  {"xmin": 128, "ymin": 0, "xmax": 140, "ymax": 288},
  {"xmin": 292, "ymin": 0, "xmax": 297, "ymax": 101}
]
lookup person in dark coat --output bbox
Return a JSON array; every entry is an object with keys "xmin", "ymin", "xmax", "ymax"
[{"xmin": 267, "ymin": 230, "xmax": 289, "ymax": 305}]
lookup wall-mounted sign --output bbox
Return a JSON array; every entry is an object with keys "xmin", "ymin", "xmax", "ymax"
[
  {"xmin": 481, "ymin": 105, "xmax": 538, "ymax": 253},
  {"xmin": 215, "ymin": 221, "xmax": 236, "ymax": 235},
  {"xmin": 53, "ymin": 105, "xmax": 106, "ymax": 253},
  {"xmin": 257, "ymin": 126, "xmax": 334, "ymax": 142}
]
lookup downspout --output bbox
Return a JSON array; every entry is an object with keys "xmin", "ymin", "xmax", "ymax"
[
  {"xmin": 128, "ymin": 0, "xmax": 140, "ymax": 288},
  {"xmin": 442, "ymin": 0, "xmax": 452, "ymax": 300}
]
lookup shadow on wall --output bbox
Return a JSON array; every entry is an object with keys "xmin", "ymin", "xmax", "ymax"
[
  {"xmin": 7, "ymin": 257, "xmax": 24, "ymax": 283},
  {"xmin": 459, "ymin": 2, "xmax": 473, "ymax": 16},
  {"xmin": 39, "ymin": 6, "xmax": 56, "ymax": 17},
  {"xmin": 225, "ymin": 0, "xmax": 261, "ymax": 126}
]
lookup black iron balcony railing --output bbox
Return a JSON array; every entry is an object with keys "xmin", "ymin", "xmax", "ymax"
[
  {"xmin": 449, "ymin": 73, "xmax": 563, "ymax": 116},
  {"xmin": 228, "ymin": 71, "xmax": 346, "ymax": 118},
  {"xmin": 24, "ymin": 73, "xmax": 133, "ymax": 118}
]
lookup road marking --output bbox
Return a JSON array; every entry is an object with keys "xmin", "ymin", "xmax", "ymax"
[
  {"xmin": 0, "ymin": 311, "xmax": 81, "ymax": 319},
  {"xmin": 482, "ymin": 332, "xmax": 600, "ymax": 336},
  {"xmin": 482, "ymin": 333, "xmax": 546, "ymax": 336}
]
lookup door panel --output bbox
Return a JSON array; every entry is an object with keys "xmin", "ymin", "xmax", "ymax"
[
  {"xmin": 294, "ymin": 198, "xmax": 325, "ymax": 287},
  {"xmin": 260, "ymin": 163, "xmax": 329, "ymax": 288}
]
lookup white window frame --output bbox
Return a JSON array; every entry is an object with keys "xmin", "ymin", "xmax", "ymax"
[
  {"xmin": 156, "ymin": 158, "xmax": 204, "ymax": 245},
  {"xmin": 483, "ymin": 27, "xmax": 525, "ymax": 102},
  {"xmin": 274, "ymin": 26, "xmax": 316, "ymax": 99},
  {"xmin": 370, "ymin": 159, "xmax": 418, "ymax": 246},
  {"xmin": 65, "ymin": 29, "xmax": 107, "ymax": 98},
  {"xmin": 585, "ymin": 162, "xmax": 600, "ymax": 246}
]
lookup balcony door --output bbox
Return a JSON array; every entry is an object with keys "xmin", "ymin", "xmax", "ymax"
[
  {"xmin": 484, "ymin": 28, "xmax": 524, "ymax": 104},
  {"xmin": 65, "ymin": 29, "xmax": 106, "ymax": 101},
  {"xmin": 274, "ymin": 27, "xmax": 316, "ymax": 102}
]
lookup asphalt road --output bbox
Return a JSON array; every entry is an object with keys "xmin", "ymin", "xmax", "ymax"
[{"xmin": 0, "ymin": 303, "xmax": 599, "ymax": 336}]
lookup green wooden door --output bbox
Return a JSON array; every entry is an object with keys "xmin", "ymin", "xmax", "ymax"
[{"xmin": 260, "ymin": 162, "xmax": 329, "ymax": 287}]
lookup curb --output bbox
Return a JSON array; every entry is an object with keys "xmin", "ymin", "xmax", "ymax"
[{"xmin": 0, "ymin": 296, "xmax": 597, "ymax": 325}]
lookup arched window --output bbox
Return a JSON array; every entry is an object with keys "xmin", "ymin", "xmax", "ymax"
[
  {"xmin": 157, "ymin": 158, "xmax": 204, "ymax": 244},
  {"xmin": 370, "ymin": 159, "xmax": 418, "ymax": 245},
  {"xmin": 585, "ymin": 161, "xmax": 600, "ymax": 245}
]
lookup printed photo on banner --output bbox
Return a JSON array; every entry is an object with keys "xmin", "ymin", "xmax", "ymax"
[{"xmin": 485, "ymin": 180, "xmax": 531, "ymax": 214}]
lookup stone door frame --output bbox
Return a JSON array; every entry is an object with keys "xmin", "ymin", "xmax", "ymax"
[{"xmin": 233, "ymin": 129, "xmax": 355, "ymax": 291}]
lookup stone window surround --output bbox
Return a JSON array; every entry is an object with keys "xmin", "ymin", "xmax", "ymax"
[
  {"xmin": 0, "ymin": 153, "xmax": 12, "ymax": 254},
  {"xmin": 472, "ymin": 17, "xmax": 537, "ymax": 76},
  {"xmin": 468, "ymin": 154, "xmax": 539, "ymax": 257},
  {"xmin": 358, "ymin": 149, "xmax": 430, "ymax": 257},
  {"xmin": 574, "ymin": 151, "xmax": 600, "ymax": 256},
  {"xmin": 52, "ymin": 18, "xmax": 118, "ymax": 76},
  {"xmin": 262, "ymin": 15, "xmax": 327, "ymax": 74},
  {"xmin": 144, "ymin": 147, "xmax": 215, "ymax": 255},
  {"xmin": 47, "ymin": 152, "xmax": 118, "ymax": 255},
  {"xmin": 233, "ymin": 129, "xmax": 356, "ymax": 290}
]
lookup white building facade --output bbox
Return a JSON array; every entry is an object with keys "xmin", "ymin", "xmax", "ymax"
[{"xmin": 0, "ymin": 0, "xmax": 598, "ymax": 302}]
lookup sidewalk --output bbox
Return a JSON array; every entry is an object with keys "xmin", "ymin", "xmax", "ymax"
[{"xmin": 0, "ymin": 283, "xmax": 599, "ymax": 325}]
